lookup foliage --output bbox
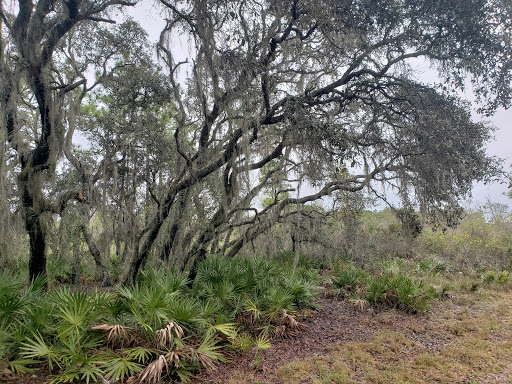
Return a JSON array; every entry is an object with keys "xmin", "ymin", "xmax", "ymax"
[
  {"xmin": 417, "ymin": 210, "xmax": 512, "ymax": 271},
  {"xmin": 331, "ymin": 261, "xmax": 438, "ymax": 312},
  {"xmin": 0, "ymin": 256, "xmax": 318, "ymax": 382},
  {"xmin": 283, "ymin": 207, "xmax": 512, "ymax": 274},
  {"xmin": 2, "ymin": 203, "xmax": 512, "ymax": 381},
  {"xmin": 481, "ymin": 269, "xmax": 511, "ymax": 286},
  {"xmin": 2, "ymin": 0, "xmax": 511, "ymax": 283}
]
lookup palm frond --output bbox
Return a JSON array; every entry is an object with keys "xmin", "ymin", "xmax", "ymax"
[
  {"xmin": 196, "ymin": 335, "xmax": 226, "ymax": 366},
  {"xmin": 103, "ymin": 354, "xmax": 143, "ymax": 382},
  {"xmin": 243, "ymin": 299, "xmax": 264, "ymax": 324},
  {"xmin": 230, "ymin": 333, "xmax": 254, "ymax": 352},
  {"xmin": 137, "ymin": 354, "xmax": 168, "ymax": 384},
  {"xmin": 52, "ymin": 289, "xmax": 96, "ymax": 336},
  {"xmin": 8, "ymin": 359, "xmax": 38, "ymax": 374},
  {"xmin": 20, "ymin": 332, "xmax": 61, "ymax": 371},
  {"xmin": 156, "ymin": 322, "xmax": 184, "ymax": 348},
  {"xmin": 205, "ymin": 322, "xmax": 237, "ymax": 340},
  {"xmin": 254, "ymin": 335, "xmax": 271, "ymax": 351},
  {"xmin": 91, "ymin": 324, "xmax": 134, "ymax": 347},
  {"xmin": 123, "ymin": 347, "xmax": 155, "ymax": 364}
]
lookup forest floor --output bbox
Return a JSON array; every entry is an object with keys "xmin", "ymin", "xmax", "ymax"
[
  {"xmin": 4, "ymin": 287, "xmax": 512, "ymax": 384},
  {"xmin": 195, "ymin": 288, "xmax": 512, "ymax": 384}
]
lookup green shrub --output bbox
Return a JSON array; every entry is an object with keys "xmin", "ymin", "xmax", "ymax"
[
  {"xmin": 416, "ymin": 258, "xmax": 447, "ymax": 275},
  {"xmin": 331, "ymin": 263, "xmax": 368, "ymax": 291},
  {"xmin": 331, "ymin": 262, "xmax": 437, "ymax": 312},
  {"xmin": 498, "ymin": 271, "xmax": 510, "ymax": 285},
  {"xmin": 1, "ymin": 256, "xmax": 319, "ymax": 383},
  {"xmin": 482, "ymin": 270, "xmax": 510, "ymax": 286},
  {"xmin": 482, "ymin": 270, "xmax": 497, "ymax": 283}
]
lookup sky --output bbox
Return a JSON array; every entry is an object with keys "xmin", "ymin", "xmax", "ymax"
[
  {"xmin": 125, "ymin": 2, "xmax": 512, "ymax": 211},
  {"xmin": 471, "ymin": 107, "xmax": 511, "ymax": 208}
]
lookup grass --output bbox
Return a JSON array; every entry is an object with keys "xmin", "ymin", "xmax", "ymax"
[{"xmin": 273, "ymin": 289, "xmax": 512, "ymax": 384}]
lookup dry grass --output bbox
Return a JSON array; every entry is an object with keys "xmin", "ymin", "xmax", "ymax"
[{"xmin": 218, "ymin": 288, "xmax": 512, "ymax": 384}]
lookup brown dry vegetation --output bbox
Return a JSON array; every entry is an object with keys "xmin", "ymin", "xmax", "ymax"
[{"xmin": 195, "ymin": 287, "xmax": 512, "ymax": 384}]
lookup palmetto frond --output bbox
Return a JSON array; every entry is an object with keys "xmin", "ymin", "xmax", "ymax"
[
  {"xmin": 0, "ymin": 272, "xmax": 45, "ymax": 324},
  {"xmin": 117, "ymin": 284, "xmax": 170, "ymax": 335},
  {"xmin": 269, "ymin": 310, "xmax": 307, "ymax": 339},
  {"xmin": 274, "ymin": 325, "xmax": 288, "ymax": 339},
  {"xmin": 264, "ymin": 288, "xmax": 296, "ymax": 322},
  {"xmin": 156, "ymin": 322, "xmax": 184, "ymax": 348},
  {"xmin": 103, "ymin": 353, "xmax": 143, "ymax": 382},
  {"xmin": 20, "ymin": 332, "xmax": 61, "ymax": 371},
  {"xmin": 230, "ymin": 333, "xmax": 254, "ymax": 352},
  {"xmin": 350, "ymin": 297, "xmax": 370, "ymax": 312},
  {"xmin": 91, "ymin": 324, "xmax": 134, "ymax": 347},
  {"xmin": 136, "ymin": 354, "xmax": 168, "ymax": 384},
  {"xmin": 254, "ymin": 334, "xmax": 271, "ymax": 351},
  {"xmin": 242, "ymin": 299, "xmax": 264, "ymax": 324},
  {"xmin": 166, "ymin": 297, "xmax": 203, "ymax": 330},
  {"xmin": 123, "ymin": 347, "xmax": 155, "ymax": 364},
  {"xmin": 8, "ymin": 359, "xmax": 38, "ymax": 374},
  {"xmin": 195, "ymin": 335, "xmax": 226, "ymax": 370},
  {"xmin": 51, "ymin": 288, "xmax": 105, "ymax": 337},
  {"xmin": 205, "ymin": 322, "xmax": 237, "ymax": 340}
]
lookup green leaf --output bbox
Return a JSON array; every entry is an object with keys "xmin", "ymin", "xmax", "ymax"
[
  {"xmin": 123, "ymin": 346, "xmax": 155, "ymax": 364},
  {"xmin": 8, "ymin": 359, "xmax": 38, "ymax": 374},
  {"xmin": 255, "ymin": 335, "xmax": 271, "ymax": 350},
  {"xmin": 20, "ymin": 333, "xmax": 61, "ymax": 371},
  {"xmin": 197, "ymin": 335, "xmax": 226, "ymax": 363},
  {"xmin": 104, "ymin": 355, "xmax": 142, "ymax": 382},
  {"xmin": 52, "ymin": 289, "xmax": 92, "ymax": 330},
  {"xmin": 205, "ymin": 322, "xmax": 237, "ymax": 340}
]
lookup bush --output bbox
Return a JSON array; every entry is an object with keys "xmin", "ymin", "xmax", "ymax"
[
  {"xmin": 1, "ymin": 256, "xmax": 319, "ymax": 383},
  {"xmin": 330, "ymin": 262, "xmax": 438, "ymax": 312},
  {"xmin": 331, "ymin": 262, "xmax": 369, "ymax": 291},
  {"xmin": 482, "ymin": 269, "xmax": 511, "ymax": 286},
  {"xmin": 417, "ymin": 211, "xmax": 512, "ymax": 272}
]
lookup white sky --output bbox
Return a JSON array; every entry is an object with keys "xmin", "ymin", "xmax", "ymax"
[{"xmin": 125, "ymin": 2, "xmax": 512, "ymax": 210}]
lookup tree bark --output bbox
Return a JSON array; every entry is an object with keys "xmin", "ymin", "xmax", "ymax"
[
  {"xmin": 18, "ymin": 169, "xmax": 47, "ymax": 283},
  {"xmin": 26, "ymin": 213, "xmax": 47, "ymax": 282},
  {"xmin": 159, "ymin": 189, "xmax": 190, "ymax": 262},
  {"xmin": 71, "ymin": 240, "xmax": 81, "ymax": 285},
  {"xmin": 81, "ymin": 224, "xmax": 111, "ymax": 286}
]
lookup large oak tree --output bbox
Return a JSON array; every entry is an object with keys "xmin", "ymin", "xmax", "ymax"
[{"xmin": 1, "ymin": 0, "xmax": 511, "ymax": 284}]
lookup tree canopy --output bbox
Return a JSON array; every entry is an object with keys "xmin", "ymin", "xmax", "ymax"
[{"xmin": 1, "ymin": 0, "xmax": 511, "ymax": 284}]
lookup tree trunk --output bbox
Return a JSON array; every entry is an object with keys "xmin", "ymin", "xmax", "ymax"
[
  {"xmin": 26, "ymin": 212, "xmax": 47, "ymax": 283},
  {"xmin": 19, "ymin": 170, "xmax": 47, "ymax": 283},
  {"xmin": 159, "ymin": 190, "xmax": 190, "ymax": 262},
  {"xmin": 81, "ymin": 224, "xmax": 111, "ymax": 286},
  {"xmin": 292, "ymin": 205, "xmax": 301, "ymax": 273},
  {"xmin": 71, "ymin": 240, "xmax": 81, "ymax": 285}
]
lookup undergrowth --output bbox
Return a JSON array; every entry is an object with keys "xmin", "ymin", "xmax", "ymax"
[
  {"xmin": 0, "ymin": 256, "xmax": 317, "ymax": 383},
  {"xmin": 330, "ymin": 261, "xmax": 439, "ymax": 312},
  {"xmin": 273, "ymin": 289, "xmax": 512, "ymax": 384},
  {"xmin": 3, "ymin": 224, "xmax": 511, "ymax": 383}
]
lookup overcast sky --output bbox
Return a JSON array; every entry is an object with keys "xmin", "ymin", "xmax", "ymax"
[{"xmin": 126, "ymin": 3, "xmax": 512, "ymax": 210}]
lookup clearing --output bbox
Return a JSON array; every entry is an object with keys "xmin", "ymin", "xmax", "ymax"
[{"xmin": 196, "ymin": 288, "xmax": 512, "ymax": 384}]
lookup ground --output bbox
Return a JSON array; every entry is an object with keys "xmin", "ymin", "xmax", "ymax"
[
  {"xmin": 194, "ymin": 288, "xmax": 512, "ymax": 384},
  {"xmin": 4, "ymin": 287, "xmax": 512, "ymax": 384}
]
